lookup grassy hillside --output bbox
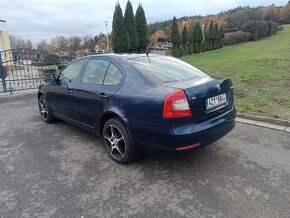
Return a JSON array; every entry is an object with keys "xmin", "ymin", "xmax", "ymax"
[{"xmin": 182, "ymin": 25, "xmax": 290, "ymax": 120}]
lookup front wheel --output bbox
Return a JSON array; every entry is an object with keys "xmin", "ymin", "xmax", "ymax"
[
  {"xmin": 38, "ymin": 95, "xmax": 55, "ymax": 123},
  {"xmin": 102, "ymin": 118, "xmax": 138, "ymax": 164}
]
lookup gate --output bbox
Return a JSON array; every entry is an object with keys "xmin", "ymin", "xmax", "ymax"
[{"xmin": 0, "ymin": 48, "xmax": 74, "ymax": 93}]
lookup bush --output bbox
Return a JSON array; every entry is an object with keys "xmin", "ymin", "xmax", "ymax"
[
  {"xmin": 224, "ymin": 28, "xmax": 239, "ymax": 33},
  {"xmin": 172, "ymin": 47, "xmax": 182, "ymax": 57},
  {"xmin": 41, "ymin": 54, "xmax": 61, "ymax": 66},
  {"xmin": 266, "ymin": 21, "xmax": 277, "ymax": 36},
  {"xmin": 277, "ymin": 25, "xmax": 284, "ymax": 31},
  {"xmin": 241, "ymin": 21, "xmax": 269, "ymax": 40},
  {"xmin": 223, "ymin": 31, "xmax": 252, "ymax": 46}
]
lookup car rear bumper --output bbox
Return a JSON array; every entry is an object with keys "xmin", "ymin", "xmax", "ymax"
[{"xmin": 125, "ymin": 107, "xmax": 236, "ymax": 153}]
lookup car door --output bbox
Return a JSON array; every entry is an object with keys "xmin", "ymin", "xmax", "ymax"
[
  {"xmin": 73, "ymin": 58, "xmax": 124, "ymax": 128},
  {"xmin": 46, "ymin": 59, "xmax": 87, "ymax": 120}
]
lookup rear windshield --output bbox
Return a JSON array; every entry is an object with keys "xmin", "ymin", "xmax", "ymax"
[{"xmin": 128, "ymin": 56, "xmax": 208, "ymax": 84}]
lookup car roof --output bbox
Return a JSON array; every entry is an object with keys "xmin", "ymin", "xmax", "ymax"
[{"xmin": 80, "ymin": 53, "xmax": 161, "ymax": 61}]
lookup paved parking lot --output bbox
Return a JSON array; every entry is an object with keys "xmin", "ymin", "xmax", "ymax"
[{"xmin": 1, "ymin": 91, "xmax": 290, "ymax": 218}]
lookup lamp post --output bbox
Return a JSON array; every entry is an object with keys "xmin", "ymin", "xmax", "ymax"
[{"xmin": 105, "ymin": 21, "xmax": 109, "ymax": 52}]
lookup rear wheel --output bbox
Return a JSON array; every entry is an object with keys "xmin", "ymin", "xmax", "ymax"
[
  {"xmin": 38, "ymin": 95, "xmax": 55, "ymax": 123},
  {"xmin": 102, "ymin": 118, "xmax": 137, "ymax": 164}
]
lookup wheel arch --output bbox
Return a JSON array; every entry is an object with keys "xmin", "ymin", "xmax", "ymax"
[
  {"xmin": 38, "ymin": 90, "xmax": 44, "ymax": 99},
  {"xmin": 98, "ymin": 112, "xmax": 127, "ymax": 138}
]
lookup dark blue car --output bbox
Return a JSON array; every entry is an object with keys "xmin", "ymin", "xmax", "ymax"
[{"xmin": 38, "ymin": 54, "xmax": 236, "ymax": 163}]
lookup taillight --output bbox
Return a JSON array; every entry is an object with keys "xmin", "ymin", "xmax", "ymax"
[{"xmin": 162, "ymin": 90, "xmax": 192, "ymax": 118}]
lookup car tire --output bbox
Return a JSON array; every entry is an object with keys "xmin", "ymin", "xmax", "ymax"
[
  {"xmin": 103, "ymin": 118, "xmax": 138, "ymax": 164},
  {"xmin": 38, "ymin": 95, "xmax": 55, "ymax": 123}
]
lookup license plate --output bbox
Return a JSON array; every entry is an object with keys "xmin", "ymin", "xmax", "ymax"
[{"xmin": 205, "ymin": 93, "xmax": 227, "ymax": 110}]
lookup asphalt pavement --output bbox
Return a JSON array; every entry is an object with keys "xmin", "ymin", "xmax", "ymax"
[{"xmin": 0, "ymin": 91, "xmax": 290, "ymax": 218}]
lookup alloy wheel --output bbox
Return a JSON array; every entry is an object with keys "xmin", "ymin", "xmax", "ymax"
[
  {"xmin": 39, "ymin": 98, "xmax": 48, "ymax": 120},
  {"xmin": 104, "ymin": 125, "xmax": 125, "ymax": 159}
]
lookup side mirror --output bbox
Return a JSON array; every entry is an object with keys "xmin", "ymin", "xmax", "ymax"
[{"xmin": 44, "ymin": 74, "xmax": 56, "ymax": 83}]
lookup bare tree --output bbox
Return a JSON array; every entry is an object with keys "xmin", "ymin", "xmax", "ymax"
[
  {"xmin": 9, "ymin": 34, "xmax": 26, "ymax": 49},
  {"xmin": 37, "ymin": 40, "xmax": 50, "ymax": 52},
  {"xmin": 82, "ymin": 35, "xmax": 96, "ymax": 51},
  {"xmin": 26, "ymin": 39, "xmax": 33, "ymax": 49},
  {"xmin": 68, "ymin": 36, "xmax": 82, "ymax": 51}
]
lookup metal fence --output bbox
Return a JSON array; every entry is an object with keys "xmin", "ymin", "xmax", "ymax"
[{"xmin": 0, "ymin": 48, "xmax": 74, "ymax": 93}]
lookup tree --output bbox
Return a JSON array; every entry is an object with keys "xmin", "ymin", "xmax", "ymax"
[
  {"xmin": 26, "ymin": 39, "xmax": 33, "ymax": 49},
  {"xmin": 219, "ymin": 25, "xmax": 225, "ymax": 48},
  {"xmin": 279, "ymin": 2, "xmax": 290, "ymax": 24},
  {"xmin": 37, "ymin": 40, "xmax": 50, "ymax": 52},
  {"xmin": 171, "ymin": 16, "xmax": 181, "ymax": 56},
  {"xmin": 207, "ymin": 21, "xmax": 215, "ymax": 50},
  {"xmin": 181, "ymin": 24, "xmax": 188, "ymax": 54},
  {"xmin": 187, "ymin": 31, "xmax": 193, "ymax": 54},
  {"xmin": 213, "ymin": 23, "xmax": 219, "ymax": 50},
  {"xmin": 68, "ymin": 36, "xmax": 82, "ymax": 52},
  {"xmin": 124, "ymin": 0, "xmax": 137, "ymax": 52},
  {"xmin": 112, "ymin": 3, "xmax": 129, "ymax": 53},
  {"xmin": 135, "ymin": 4, "xmax": 148, "ymax": 52},
  {"xmin": 54, "ymin": 36, "xmax": 69, "ymax": 53},
  {"xmin": 263, "ymin": 4, "xmax": 279, "ymax": 22},
  {"xmin": 9, "ymin": 35, "xmax": 26, "ymax": 49},
  {"xmin": 192, "ymin": 22, "xmax": 203, "ymax": 53},
  {"xmin": 266, "ymin": 21, "xmax": 277, "ymax": 36},
  {"xmin": 82, "ymin": 35, "xmax": 96, "ymax": 52},
  {"xmin": 242, "ymin": 21, "xmax": 269, "ymax": 40}
]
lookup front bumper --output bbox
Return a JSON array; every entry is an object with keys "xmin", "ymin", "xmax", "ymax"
[{"xmin": 125, "ymin": 107, "xmax": 236, "ymax": 153}]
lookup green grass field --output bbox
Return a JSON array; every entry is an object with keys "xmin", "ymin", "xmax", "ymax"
[{"xmin": 182, "ymin": 25, "xmax": 290, "ymax": 120}]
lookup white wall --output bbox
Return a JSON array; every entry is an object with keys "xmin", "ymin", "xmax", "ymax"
[
  {"xmin": 0, "ymin": 21, "xmax": 8, "ymax": 31},
  {"xmin": 0, "ymin": 34, "xmax": 3, "ymax": 51}
]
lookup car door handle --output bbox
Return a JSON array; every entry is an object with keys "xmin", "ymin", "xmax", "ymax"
[
  {"xmin": 67, "ymin": 89, "xmax": 72, "ymax": 94},
  {"xmin": 99, "ymin": 93, "xmax": 108, "ymax": 99}
]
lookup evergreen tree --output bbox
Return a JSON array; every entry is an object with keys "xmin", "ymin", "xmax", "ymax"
[
  {"xmin": 219, "ymin": 25, "xmax": 225, "ymax": 48},
  {"xmin": 203, "ymin": 27, "xmax": 210, "ymax": 52},
  {"xmin": 124, "ymin": 0, "xmax": 137, "ymax": 52},
  {"xmin": 196, "ymin": 22, "xmax": 203, "ymax": 52},
  {"xmin": 135, "ymin": 4, "xmax": 148, "ymax": 53},
  {"xmin": 192, "ymin": 22, "xmax": 203, "ymax": 53},
  {"xmin": 181, "ymin": 24, "xmax": 188, "ymax": 54},
  {"xmin": 181, "ymin": 25, "xmax": 188, "ymax": 45},
  {"xmin": 208, "ymin": 21, "xmax": 215, "ymax": 50},
  {"xmin": 192, "ymin": 24, "xmax": 198, "ymax": 53},
  {"xmin": 112, "ymin": 3, "xmax": 129, "ymax": 53},
  {"xmin": 214, "ymin": 23, "xmax": 220, "ymax": 50},
  {"xmin": 187, "ymin": 31, "xmax": 193, "ymax": 54},
  {"xmin": 171, "ymin": 16, "xmax": 181, "ymax": 56}
]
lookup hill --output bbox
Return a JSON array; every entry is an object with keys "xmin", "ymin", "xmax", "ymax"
[
  {"xmin": 148, "ymin": 3, "xmax": 290, "ymax": 41},
  {"xmin": 182, "ymin": 25, "xmax": 290, "ymax": 120}
]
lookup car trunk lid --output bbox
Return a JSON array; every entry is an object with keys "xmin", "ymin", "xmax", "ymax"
[{"xmin": 163, "ymin": 76, "xmax": 234, "ymax": 123}]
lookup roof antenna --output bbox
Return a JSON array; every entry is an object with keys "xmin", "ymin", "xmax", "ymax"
[{"xmin": 146, "ymin": 42, "xmax": 153, "ymax": 63}]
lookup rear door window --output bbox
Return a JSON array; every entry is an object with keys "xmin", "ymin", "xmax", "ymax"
[{"xmin": 81, "ymin": 59, "xmax": 110, "ymax": 84}]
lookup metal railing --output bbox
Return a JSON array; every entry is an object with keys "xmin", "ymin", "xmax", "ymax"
[{"xmin": 0, "ymin": 48, "xmax": 74, "ymax": 93}]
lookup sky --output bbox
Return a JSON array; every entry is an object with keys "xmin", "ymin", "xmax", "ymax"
[{"xmin": 1, "ymin": 0, "xmax": 288, "ymax": 44}]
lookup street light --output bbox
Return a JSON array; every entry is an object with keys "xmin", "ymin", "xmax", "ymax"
[{"xmin": 105, "ymin": 21, "xmax": 109, "ymax": 52}]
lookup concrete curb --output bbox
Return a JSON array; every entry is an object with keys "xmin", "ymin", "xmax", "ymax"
[
  {"xmin": 237, "ymin": 112, "xmax": 290, "ymax": 127},
  {"xmin": 236, "ymin": 117, "xmax": 290, "ymax": 133}
]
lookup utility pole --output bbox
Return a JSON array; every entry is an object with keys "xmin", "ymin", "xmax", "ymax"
[{"xmin": 105, "ymin": 21, "xmax": 109, "ymax": 52}]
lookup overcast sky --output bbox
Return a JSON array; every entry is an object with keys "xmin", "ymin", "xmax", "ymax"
[{"xmin": 1, "ymin": 0, "xmax": 287, "ymax": 43}]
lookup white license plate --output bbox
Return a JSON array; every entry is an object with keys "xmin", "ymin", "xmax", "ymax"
[{"xmin": 206, "ymin": 93, "xmax": 227, "ymax": 110}]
